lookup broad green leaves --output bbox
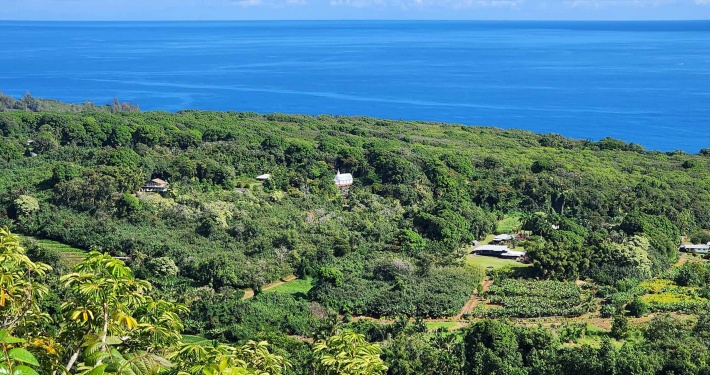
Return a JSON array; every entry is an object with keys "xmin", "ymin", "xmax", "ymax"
[
  {"xmin": 313, "ymin": 330, "xmax": 387, "ymax": 375},
  {"xmin": 7, "ymin": 349, "xmax": 39, "ymax": 366}
]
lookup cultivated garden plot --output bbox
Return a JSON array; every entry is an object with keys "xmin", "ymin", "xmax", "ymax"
[{"xmin": 470, "ymin": 279, "xmax": 594, "ymax": 318}]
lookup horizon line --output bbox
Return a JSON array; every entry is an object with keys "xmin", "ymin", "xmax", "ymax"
[{"xmin": 2, "ymin": 18, "xmax": 710, "ymax": 22}]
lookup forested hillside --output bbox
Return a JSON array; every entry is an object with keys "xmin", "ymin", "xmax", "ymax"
[{"xmin": 2, "ymin": 94, "xmax": 710, "ymax": 374}]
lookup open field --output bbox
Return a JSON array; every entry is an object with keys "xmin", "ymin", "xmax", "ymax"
[
  {"xmin": 466, "ymin": 254, "xmax": 530, "ymax": 270},
  {"xmin": 264, "ymin": 277, "xmax": 314, "ymax": 297},
  {"xmin": 425, "ymin": 321, "xmax": 462, "ymax": 331}
]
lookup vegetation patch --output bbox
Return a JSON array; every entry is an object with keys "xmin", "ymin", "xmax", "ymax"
[
  {"xmin": 473, "ymin": 279, "xmax": 590, "ymax": 318},
  {"xmin": 496, "ymin": 215, "xmax": 522, "ymax": 234},
  {"xmin": 424, "ymin": 321, "xmax": 460, "ymax": 331},
  {"xmin": 264, "ymin": 277, "xmax": 314, "ymax": 298},
  {"xmin": 466, "ymin": 255, "xmax": 529, "ymax": 270}
]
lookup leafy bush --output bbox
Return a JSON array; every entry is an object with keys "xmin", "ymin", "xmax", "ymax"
[
  {"xmin": 627, "ymin": 297, "xmax": 649, "ymax": 318},
  {"xmin": 675, "ymin": 261, "xmax": 710, "ymax": 287}
]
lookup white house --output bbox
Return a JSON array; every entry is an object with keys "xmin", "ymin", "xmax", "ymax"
[
  {"xmin": 255, "ymin": 173, "xmax": 271, "ymax": 181},
  {"xmin": 334, "ymin": 170, "xmax": 353, "ymax": 187}
]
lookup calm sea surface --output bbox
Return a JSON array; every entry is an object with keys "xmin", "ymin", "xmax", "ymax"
[{"xmin": 1, "ymin": 21, "xmax": 709, "ymax": 152}]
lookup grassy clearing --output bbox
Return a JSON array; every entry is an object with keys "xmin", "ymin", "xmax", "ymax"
[
  {"xmin": 466, "ymin": 255, "xmax": 530, "ymax": 270},
  {"xmin": 496, "ymin": 215, "xmax": 522, "ymax": 234},
  {"xmin": 264, "ymin": 277, "xmax": 313, "ymax": 297},
  {"xmin": 425, "ymin": 321, "xmax": 460, "ymax": 331}
]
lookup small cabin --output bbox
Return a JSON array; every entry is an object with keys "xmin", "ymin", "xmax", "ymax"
[
  {"xmin": 255, "ymin": 173, "xmax": 271, "ymax": 181},
  {"xmin": 334, "ymin": 170, "xmax": 353, "ymax": 187},
  {"xmin": 142, "ymin": 178, "xmax": 169, "ymax": 193}
]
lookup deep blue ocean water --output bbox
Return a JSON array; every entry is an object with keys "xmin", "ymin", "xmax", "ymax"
[{"xmin": 1, "ymin": 21, "xmax": 709, "ymax": 152}]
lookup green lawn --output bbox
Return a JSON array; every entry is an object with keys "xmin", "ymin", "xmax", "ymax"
[
  {"xmin": 466, "ymin": 255, "xmax": 530, "ymax": 270},
  {"xmin": 425, "ymin": 321, "xmax": 460, "ymax": 331},
  {"xmin": 264, "ymin": 277, "xmax": 314, "ymax": 297}
]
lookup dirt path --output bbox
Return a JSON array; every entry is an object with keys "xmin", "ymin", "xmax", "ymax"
[
  {"xmin": 455, "ymin": 278, "xmax": 493, "ymax": 319},
  {"xmin": 242, "ymin": 275, "xmax": 297, "ymax": 300}
]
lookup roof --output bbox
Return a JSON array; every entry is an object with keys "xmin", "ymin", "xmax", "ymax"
[
  {"xmin": 500, "ymin": 250, "xmax": 526, "ymax": 257},
  {"xmin": 681, "ymin": 244, "xmax": 710, "ymax": 250},
  {"xmin": 151, "ymin": 178, "xmax": 168, "ymax": 185},
  {"xmin": 474, "ymin": 245, "xmax": 510, "ymax": 252},
  {"xmin": 256, "ymin": 173, "xmax": 271, "ymax": 180},
  {"xmin": 493, "ymin": 234, "xmax": 514, "ymax": 241}
]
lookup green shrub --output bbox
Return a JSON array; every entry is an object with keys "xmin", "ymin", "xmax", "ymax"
[{"xmin": 627, "ymin": 297, "xmax": 649, "ymax": 318}]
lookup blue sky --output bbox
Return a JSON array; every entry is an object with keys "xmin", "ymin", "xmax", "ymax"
[{"xmin": 1, "ymin": 0, "xmax": 709, "ymax": 20}]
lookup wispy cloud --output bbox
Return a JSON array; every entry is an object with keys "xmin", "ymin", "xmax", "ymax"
[
  {"xmin": 329, "ymin": 0, "xmax": 385, "ymax": 7},
  {"xmin": 456, "ymin": 0, "xmax": 524, "ymax": 8},
  {"xmin": 233, "ymin": 0, "xmax": 262, "ymax": 6},
  {"xmin": 229, "ymin": 0, "xmax": 306, "ymax": 7},
  {"xmin": 564, "ymin": 0, "xmax": 677, "ymax": 8},
  {"xmin": 329, "ymin": 0, "xmax": 523, "ymax": 8}
]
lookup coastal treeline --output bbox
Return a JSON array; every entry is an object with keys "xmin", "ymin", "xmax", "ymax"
[{"xmin": 1, "ymin": 95, "xmax": 710, "ymax": 373}]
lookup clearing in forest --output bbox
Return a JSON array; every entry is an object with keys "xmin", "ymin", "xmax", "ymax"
[
  {"xmin": 243, "ymin": 275, "xmax": 306, "ymax": 300},
  {"xmin": 27, "ymin": 237, "xmax": 87, "ymax": 266},
  {"xmin": 466, "ymin": 254, "xmax": 529, "ymax": 270},
  {"xmin": 264, "ymin": 276, "xmax": 313, "ymax": 297}
]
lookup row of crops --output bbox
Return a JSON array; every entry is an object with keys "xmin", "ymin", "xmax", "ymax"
[
  {"xmin": 26, "ymin": 237, "xmax": 87, "ymax": 266},
  {"xmin": 470, "ymin": 279, "xmax": 592, "ymax": 318}
]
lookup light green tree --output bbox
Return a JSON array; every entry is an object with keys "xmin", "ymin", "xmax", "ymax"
[
  {"xmin": 313, "ymin": 329, "xmax": 388, "ymax": 375},
  {"xmin": 13, "ymin": 195, "xmax": 40, "ymax": 218},
  {"xmin": 0, "ymin": 227, "xmax": 50, "ymax": 375},
  {"xmin": 168, "ymin": 340, "xmax": 291, "ymax": 375},
  {"xmin": 59, "ymin": 251, "xmax": 186, "ymax": 374}
]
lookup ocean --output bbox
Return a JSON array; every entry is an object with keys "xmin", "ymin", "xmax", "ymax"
[{"xmin": 1, "ymin": 21, "xmax": 708, "ymax": 152}]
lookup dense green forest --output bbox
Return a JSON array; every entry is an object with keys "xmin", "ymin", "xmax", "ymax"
[{"xmin": 2, "ymin": 93, "xmax": 710, "ymax": 374}]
